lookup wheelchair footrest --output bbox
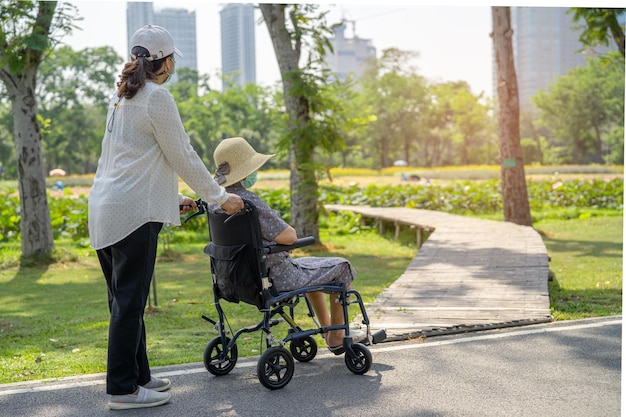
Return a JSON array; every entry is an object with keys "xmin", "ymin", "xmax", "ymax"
[{"xmin": 371, "ymin": 329, "xmax": 387, "ymax": 344}]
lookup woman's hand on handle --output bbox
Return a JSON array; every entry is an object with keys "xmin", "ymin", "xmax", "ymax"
[
  {"xmin": 220, "ymin": 193, "xmax": 244, "ymax": 215},
  {"xmin": 179, "ymin": 196, "xmax": 198, "ymax": 214}
]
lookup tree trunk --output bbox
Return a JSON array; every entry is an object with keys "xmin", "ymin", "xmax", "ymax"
[
  {"xmin": 380, "ymin": 136, "xmax": 389, "ymax": 168},
  {"xmin": 593, "ymin": 124, "xmax": 604, "ymax": 163},
  {"xmin": 3, "ymin": 67, "xmax": 54, "ymax": 256},
  {"xmin": 260, "ymin": 4, "xmax": 319, "ymax": 240},
  {"xmin": 491, "ymin": 7, "xmax": 532, "ymax": 226},
  {"xmin": 404, "ymin": 135, "xmax": 411, "ymax": 166},
  {"xmin": 462, "ymin": 136, "xmax": 469, "ymax": 165}
]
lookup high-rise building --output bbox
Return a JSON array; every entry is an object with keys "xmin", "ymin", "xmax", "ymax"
[
  {"xmin": 504, "ymin": 7, "xmax": 614, "ymax": 110},
  {"xmin": 126, "ymin": 2, "xmax": 154, "ymax": 48},
  {"xmin": 220, "ymin": 3, "xmax": 256, "ymax": 90},
  {"xmin": 327, "ymin": 21, "xmax": 376, "ymax": 82},
  {"xmin": 126, "ymin": 2, "xmax": 197, "ymax": 83}
]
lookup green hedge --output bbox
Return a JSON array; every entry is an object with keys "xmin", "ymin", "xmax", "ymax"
[
  {"xmin": 318, "ymin": 178, "xmax": 623, "ymax": 214},
  {"xmin": 0, "ymin": 178, "xmax": 622, "ymax": 243}
]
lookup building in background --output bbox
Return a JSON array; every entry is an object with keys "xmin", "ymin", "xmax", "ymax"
[
  {"xmin": 126, "ymin": 2, "xmax": 197, "ymax": 83},
  {"xmin": 498, "ymin": 7, "xmax": 616, "ymax": 110},
  {"xmin": 327, "ymin": 20, "xmax": 376, "ymax": 82},
  {"xmin": 220, "ymin": 3, "xmax": 256, "ymax": 90},
  {"xmin": 126, "ymin": 2, "xmax": 154, "ymax": 44}
]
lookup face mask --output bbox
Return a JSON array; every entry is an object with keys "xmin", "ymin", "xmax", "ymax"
[
  {"xmin": 167, "ymin": 59, "xmax": 176, "ymax": 82},
  {"xmin": 161, "ymin": 57, "xmax": 175, "ymax": 83},
  {"xmin": 241, "ymin": 171, "xmax": 257, "ymax": 188}
]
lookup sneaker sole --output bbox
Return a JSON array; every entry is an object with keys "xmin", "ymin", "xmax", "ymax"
[{"xmin": 108, "ymin": 394, "xmax": 171, "ymax": 410}]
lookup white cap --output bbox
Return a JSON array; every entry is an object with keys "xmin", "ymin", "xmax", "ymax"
[{"xmin": 129, "ymin": 24, "xmax": 183, "ymax": 61}]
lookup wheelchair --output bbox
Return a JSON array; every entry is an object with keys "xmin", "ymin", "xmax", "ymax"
[{"xmin": 186, "ymin": 199, "xmax": 386, "ymax": 390}]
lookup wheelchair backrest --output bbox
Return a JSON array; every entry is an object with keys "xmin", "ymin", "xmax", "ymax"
[{"xmin": 203, "ymin": 200, "xmax": 267, "ymax": 309}]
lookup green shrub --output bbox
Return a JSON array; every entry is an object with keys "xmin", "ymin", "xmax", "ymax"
[{"xmin": 0, "ymin": 178, "xmax": 622, "ymax": 244}]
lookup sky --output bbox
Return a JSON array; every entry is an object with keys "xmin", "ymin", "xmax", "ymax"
[{"xmin": 62, "ymin": 0, "xmax": 621, "ymax": 98}]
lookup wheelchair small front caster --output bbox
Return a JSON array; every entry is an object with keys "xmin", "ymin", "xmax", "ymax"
[{"xmin": 344, "ymin": 343, "xmax": 372, "ymax": 374}]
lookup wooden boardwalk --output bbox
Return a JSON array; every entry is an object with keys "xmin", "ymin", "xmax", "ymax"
[{"xmin": 325, "ymin": 205, "xmax": 553, "ymax": 340}]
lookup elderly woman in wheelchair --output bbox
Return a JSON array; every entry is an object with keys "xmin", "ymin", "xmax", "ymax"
[
  {"xmin": 196, "ymin": 137, "xmax": 385, "ymax": 389},
  {"xmin": 212, "ymin": 137, "xmax": 362, "ymax": 353}
]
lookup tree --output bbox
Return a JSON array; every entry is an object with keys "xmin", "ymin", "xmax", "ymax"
[
  {"xmin": 37, "ymin": 45, "xmax": 121, "ymax": 174},
  {"xmin": 569, "ymin": 8, "xmax": 625, "ymax": 58},
  {"xmin": 359, "ymin": 48, "xmax": 428, "ymax": 168},
  {"xmin": 448, "ymin": 86, "xmax": 490, "ymax": 165},
  {"xmin": 168, "ymin": 67, "xmax": 206, "ymax": 102},
  {"xmin": 422, "ymin": 82, "xmax": 459, "ymax": 166},
  {"xmin": 260, "ymin": 4, "xmax": 346, "ymax": 240},
  {"xmin": 533, "ymin": 52, "xmax": 625, "ymax": 164},
  {"xmin": 491, "ymin": 6, "xmax": 532, "ymax": 226},
  {"xmin": 0, "ymin": 1, "xmax": 77, "ymax": 256},
  {"xmin": 519, "ymin": 109, "xmax": 544, "ymax": 164},
  {"xmin": 327, "ymin": 76, "xmax": 374, "ymax": 169},
  {"xmin": 0, "ymin": 100, "xmax": 15, "ymax": 177},
  {"xmin": 424, "ymin": 81, "xmax": 492, "ymax": 166},
  {"xmin": 178, "ymin": 79, "xmax": 284, "ymax": 172}
]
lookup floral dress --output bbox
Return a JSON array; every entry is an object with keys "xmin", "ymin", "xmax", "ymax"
[{"xmin": 217, "ymin": 184, "xmax": 356, "ymax": 292}]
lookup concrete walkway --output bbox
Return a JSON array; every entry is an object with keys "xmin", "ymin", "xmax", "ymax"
[{"xmin": 325, "ymin": 205, "xmax": 553, "ymax": 341}]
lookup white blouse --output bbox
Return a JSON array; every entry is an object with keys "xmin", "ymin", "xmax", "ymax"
[{"xmin": 88, "ymin": 81, "xmax": 227, "ymax": 250}]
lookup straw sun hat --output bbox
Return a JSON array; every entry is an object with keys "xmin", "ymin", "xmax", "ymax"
[{"xmin": 213, "ymin": 137, "xmax": 274, "ymax": 188}]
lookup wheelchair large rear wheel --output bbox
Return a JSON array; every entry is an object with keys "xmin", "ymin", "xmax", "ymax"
[
  {"xmin": 344, "ymin": 343, "xmax": 372, "ymax": 375},
  {"xmin": 257, "ymin": 346, "xmax": 294, "ymax": 390},
  {"xmin": 289, "ymin": 335, "xmax": 317, "ymax": 362},
  {"xmin": 203, "ymin": 336, "xmax": 238, "ymax": 376}
]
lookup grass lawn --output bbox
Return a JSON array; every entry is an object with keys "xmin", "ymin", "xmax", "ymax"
[
  {"xmin": 0, "ymin": 229, "xmax": 415, "ymax": 384},
  {"xmin": 534, "ymin": 214, "xmax": 623, "ymax": 320}
]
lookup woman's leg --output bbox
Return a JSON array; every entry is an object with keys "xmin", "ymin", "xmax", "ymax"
[
  {"xmin": 305, "ymin": 291, "xmax": 330, "ymax": 328},
  {"xmin": 305, "ymin": 291, "xmax": 348, "ymax": 347},
  {"xmin": 326, "ymin": 292, "xmax": 348, "ymax": 347},
  {"xmin": 97, "ymin": 222, "xmax": 162, "ymax": 395}
]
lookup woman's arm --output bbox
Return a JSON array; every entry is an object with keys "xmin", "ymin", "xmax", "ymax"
[
  {"xmin": 148, "ymin": 87, "xmax": 229, "ymax": 206},
  {"xmin": 273, "ymin": 225, "xmax": 297, "ymax": 245},
  {"xmin": 245, "ymin": 190, "xmax": 297, "ymax": 245}
]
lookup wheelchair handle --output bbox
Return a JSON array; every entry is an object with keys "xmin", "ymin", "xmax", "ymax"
[
  {"xmin": 184, "ymin": 199, "xmax": 254, "ymax": 224},
  {"xmin": 224, "ymin": 207, "xmax": 249, "ymax": 223},
  {"xmin": 183, "ymin": 199, "xmax": 207, "ymax": 223}
]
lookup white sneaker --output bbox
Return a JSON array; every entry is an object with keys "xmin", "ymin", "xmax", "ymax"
[
  {"xmin": 108, "ymin": 386, "xmax": 171, "ymax": 410},
  {"xmin": 141, "ymin": 376, "xmax": 171, "ymax": 392}
]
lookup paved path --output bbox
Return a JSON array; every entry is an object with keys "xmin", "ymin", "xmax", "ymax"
[
  {"xmin": 325, "ymin": 205, "xmax": 552, "ymax": 340},
  {"xmin": 1, "ymin": 317, "xmax": 619, "ymax": 416}
]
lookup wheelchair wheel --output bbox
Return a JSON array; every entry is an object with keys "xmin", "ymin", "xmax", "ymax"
[
  {"xmin": 289, "ymin": 335, "xmax": 317, "ymax": 362},
  {"xmin": 257, "ymin": 346, "xmax": 294, "ymax": 390},
  {"xmin": 344, "ymin": 343, "xmax": 372, "ymax": 375},
  {"xmin": 203, "ymin": 336, "xmax": 238, "ymax": 376}
]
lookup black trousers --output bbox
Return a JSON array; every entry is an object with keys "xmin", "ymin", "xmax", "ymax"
[{"xmin": 96, "ymin": 222, "xmax": 163, "ymax": 395}]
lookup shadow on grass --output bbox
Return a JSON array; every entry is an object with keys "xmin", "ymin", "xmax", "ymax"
[
  {"xmin": 533, "ymin": 215, "xmax": 623, "ymax": 319},
  {"xmin": 549, "ymin": 275, "xmax": 622, "ymax": 319},
  {"xmin": 539, "ymin": 235, "xmax": 622, "ymax": 259}
]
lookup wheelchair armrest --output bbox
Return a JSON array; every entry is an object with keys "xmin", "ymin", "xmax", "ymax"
[{"xmin": 264, "ymin": 236, "xmax": 316, "ymax": 254}]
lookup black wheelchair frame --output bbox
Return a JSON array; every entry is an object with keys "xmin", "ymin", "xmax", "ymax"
[{"xmin": 186, "ymin": 199, "xmax": 386, "ymax": 390}]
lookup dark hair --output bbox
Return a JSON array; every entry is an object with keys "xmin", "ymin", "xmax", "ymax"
[{"xmin": 116, "ymin": 46, "xmax": 171, "ymax": 99}]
